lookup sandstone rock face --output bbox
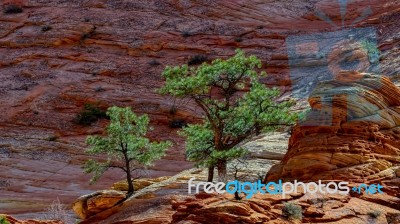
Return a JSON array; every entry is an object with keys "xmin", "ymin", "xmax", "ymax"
[
  {"xmin": 72, "ymin": 190, "xmax": 125, "ymax": 219},
  {"xmin": 0, "ymin": 0, "xmax": 399, "ymax": 217},
  {"xmin": 266, "ymin": 73, "xmax": 400, "ymax": 183},
  {"xmin": 74, "ymin": 166, "xmax": 400, "ymax": 224},
  {"xmin": 396, "ymin": 167, "xmax": 400, "ymax": 177},
  {"xmin": 171, "ymin": 191, "xmax": 400, "ymax": 224},
  {"xmin": 0, "ymin": 214, "xmax": 62, "ymax": 224},
  {"xmin": 172, "ymin": 193, "xmax": 276, "ymax": 224}
]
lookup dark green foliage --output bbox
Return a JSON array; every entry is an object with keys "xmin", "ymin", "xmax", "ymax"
[
  {"xmin": 368, "ymin": 210, "xmax": 382, "ymax": 218},
  {"xmin": 94, "ymin": 86, "xmax": 105, "ymax": 92},
  {"xmin": 159, "ymin": 49, "xmax": 297, "ymax": 181},
  {"xmin": 181, "ymin": 30, "xmax": 192, "ymax": 38},
  {"xmin": 3, "ymin": 4, "xmax": 23, "ymax": 14},
  {"xmin": 83, "ymin": 106, "xmax": 171, "ymax": 196},
  {"xmin": 188, "ymin": 55, "xmax": 207, "ymax": 66},
  {"xmin": 47, "ymin": 136, "xmax": 58, "ymax": 141},
  {"xmin": 76, "ymin": 103, "xmax": 108, "ymax": 125},
  {"xmin": 149, "ymin": 59, "xmax": 161, "ymax": 66},
  {"xmin": 0, "ymin": 216, "xmax": 10, "ymax": 224},
  {"xmin": 282, "ymin": 203, "xmax": 303, "ymax": 221},
  {"xmin": 169, "ymin": 119, "xmax": 187, "ymax": 128},
  {"xmin": 41, "ymin": 25, "xmax": 52, "ymax": 32},
  {"xmin": 234, "ymin": 37, "xmax": 243, "ymax": 42},
  {"xmin": 81, "ymin": 33, "xmax": 90, "ymax": 40}
]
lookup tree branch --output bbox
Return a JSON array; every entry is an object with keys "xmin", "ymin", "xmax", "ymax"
[{"xmin": 108, "ymin": 165, "xmax": 127, "ymax": 172}]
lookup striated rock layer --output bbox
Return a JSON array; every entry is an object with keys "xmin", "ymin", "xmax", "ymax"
[
  {"xmin": 72, "ymin": 190, "xmax": 125, "ymax": 220},
  {"xmin": 0, "ymin": 214, "xmax": 62, "ymax": 224},
  {"xmin": 0, "ymin": 0, "xmax": 399, "ymax": 217},
  {"xmin": 75, "ymin": 169, "xmax": 400, "ymax": 224},
  {"xmin": 266, "ymin": 72, "xmax": 400, "ymax": 184}
]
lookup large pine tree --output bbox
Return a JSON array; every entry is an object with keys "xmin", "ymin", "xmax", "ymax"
[{"xmin": 159, "ymin": 50, "xmax": 297, "ymax": 181}]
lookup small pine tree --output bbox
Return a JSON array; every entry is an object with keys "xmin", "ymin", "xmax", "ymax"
[
  {"xmin": 83, "ymin": 106, "xmax": 172, "ymax": 196},
  {"xmin": 0, "ymin": 216, "xmax": 10, "ymax": 224}
]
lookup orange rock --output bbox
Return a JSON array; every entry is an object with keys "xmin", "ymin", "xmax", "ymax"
[
  {"xmin": 0, "ymin": 214, "xmax": 62, "ymax": 224},
  {"xmin": 72, "ymin": 190, "xmax": 125, "ymax": 219},
  {"xmin": 267, "ymin": 73, "xmax": 400, "ymax": 184},
  {"xmin": 0, "ymin": 0, "xmax": 399, "ymax": 217},
  {"xmin": 112, "ymin": 176, "xmax": 170, "ymax": 191}
]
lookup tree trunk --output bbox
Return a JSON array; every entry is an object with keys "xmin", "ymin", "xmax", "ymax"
[
  {"xmin": 207, "ymin": 165, "xmax": 214, "ymax": 182},
  {"xmin": 123, "ymin": 149, "xmax": 134, "ymax": 197},
  {"xmin": 126, "ymin": 170, "xmax": 134, "ymax": 197},
  {"xmin": 217, "ymin": 159, "xmax": 227, "ymax": 182},
  {"xmin": 234, "ymin": 191, "xmax": 241, "ymax": 200}
]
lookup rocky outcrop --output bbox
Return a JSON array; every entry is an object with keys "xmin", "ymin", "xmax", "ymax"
[
  {"xmin": 112, "ymin": 176, "xmax": 170, "ymax": 192},
  {"xmin": 76, "ymin": 177, "xmax": 400, "ymax": 224},
  {"xmin": 77, "ymin": 168, "xmax": 205, "ymax": 224},
  {"xmin": 172, "ymin": 192, "xmax": 277, "ymax": 224},
  {"xmin": 266, "ymin": 72, "xmax": 400, "ymax": 184},
  {"xmin": 0, "ymin": 0, "xmax": 399, "ymax": 217},
  {"xmin": 171, "ymin": 191, "xmax": 400, "ymax": 224},
  {"xmin": 0, "ymin": 214, "xmax": 62, "ymax": 224},
  {"xmin": 74, "ymin": 167, "xmax": 400, "ymax": 224},
  {"xmin": 72, "ymin": 190, "xmax": 125, "ymax": 219}
]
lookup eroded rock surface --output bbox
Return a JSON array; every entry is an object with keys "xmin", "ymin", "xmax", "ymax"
[
  {"xmin": 0, "ymin": 214, "xmax": 62, "ymax": 224},
  {"xmin": 0, "ymin": 0, "xmax": 399, "ymax": 217},
  {"xmin": 72, "ymin": 190, "xmax": 125, "ymax": 219},
  {"xmin": 266, "ymin": 73, "xmax": 400, "ymax": 184},
  {"xmin": 171, "ymin": 191, "xmax": 400, "ymax": 224},
  {"xmin": 75, "ymin": 168, "xmax": 400, "ymax": 224},
  {"xmin": 112, "ymin": 176, "xmax": 171, "ymax": 192}
]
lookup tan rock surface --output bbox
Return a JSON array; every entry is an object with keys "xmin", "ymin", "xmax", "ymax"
[
  {"xmin": 75, "ymin": 169, "xmax": 400, "ymax": 224},
  {"xmin": 112, "ymin": 176, "xmax": 171, "ymax": 192},
  {"xmin": 0, "ymin": 0, "xmax": 399, "ymax": 218},
  {"xmin": 72, "ymin": 190, "xmax": 125, "ymax": 220}
]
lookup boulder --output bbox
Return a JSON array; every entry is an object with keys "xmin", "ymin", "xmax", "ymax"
[
  {"xmin": 72, "ymin": 190, "xmax": 125, "ymax": 219},
  {"xmin": 112, "ymin": 176, "xmax": 171, "ymax": 191},
  {"xmin": 266, "ymin": 72, "xmax": 400, "ymax": 183}
]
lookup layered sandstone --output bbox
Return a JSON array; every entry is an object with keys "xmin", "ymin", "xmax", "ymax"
[
  {"xmin": 0, "ymin": 214, "xmax": 62, "ymax": 224},
  {"xmin": 75, "ymin": 168, "xmax": 400, "ymax": 224},
  {"xmin": 72, "ymin": 190, "xmax": 125, "ymax": 220},
  {"xmin": 171, "ymin": 191, "xmax": 400, "ymax": 224},
  {"xmin": 266, "ymin": 72, "xmax": 400, "ymax": 185},
  {"xmin": 0, "ymin": 0, "xmax": 399, "ymax": 217}
]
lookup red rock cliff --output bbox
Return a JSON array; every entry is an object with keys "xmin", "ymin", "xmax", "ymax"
[{"xmin": 0, "ymin": 0, "xmax": 399, "ymax": 216}]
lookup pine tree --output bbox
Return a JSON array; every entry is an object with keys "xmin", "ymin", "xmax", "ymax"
[
  {"xmin": 159, "ymin": 49, "xmax": 297, "ymax": 181},
  {"xmin": 83, "ymin": 106, "xmax": 171, "ymax": 196}
]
